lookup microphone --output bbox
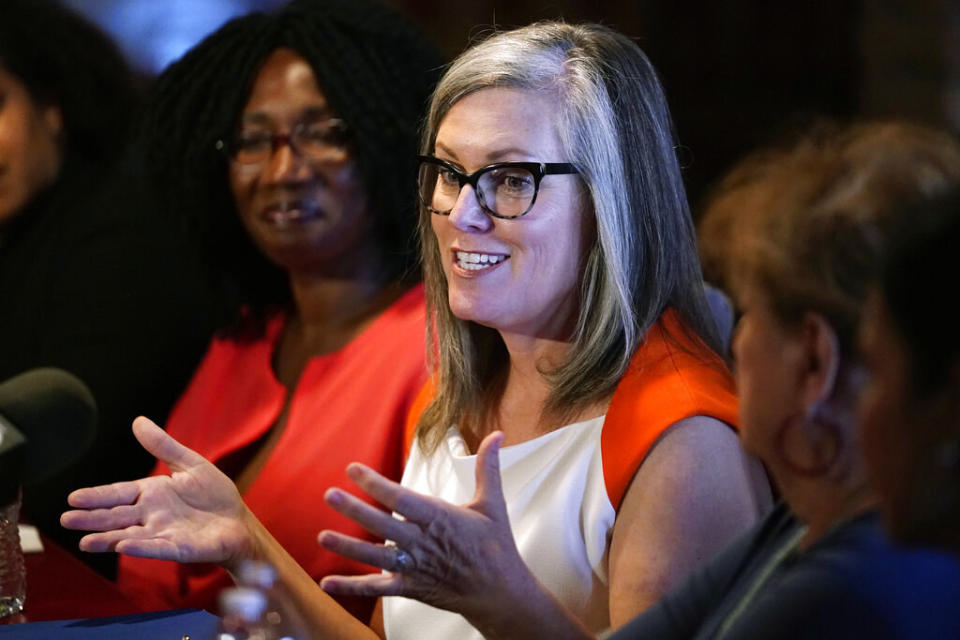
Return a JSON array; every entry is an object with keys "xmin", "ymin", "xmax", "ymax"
[{"xmin": 0, "ymin": 368, "xmax": 98, "ymax": 506}]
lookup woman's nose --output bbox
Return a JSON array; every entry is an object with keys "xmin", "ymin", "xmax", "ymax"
[
  {"xmin": 263, "ymin": 141, "xmax": 311, "ymax": 184},
  {"xmin": 447, "ymin": 184, "xmax": 493, "ymax": 232}
]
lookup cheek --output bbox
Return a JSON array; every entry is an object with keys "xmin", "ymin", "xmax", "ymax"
[
  {"xmin": 733, "ymin": 332, "xmax": 788, "ymax": 457},
  {"xmin": 25, "ymin": 108, "xmax": 62, "ymax": 180},
  {"xmin": 524, "ymin": 213, "xmax": 585, "ymax": 283},
  {"xmin": 228, "ymin": 167, "xmax": 253, "ymax": 210},
  {"xmin": 429, "ymin": 217, "xmax": 449, "ymax": 266},
  {"xmin": 0, "ymin": 128, "xmax": 59, "ymax": 220},
  {"xmin": 735, "ymin": 371, "xmax": 768, "ymax": 456},
  {"xmin": 330, "ymin": 162, "xmax": 365, "ymax": 196}
]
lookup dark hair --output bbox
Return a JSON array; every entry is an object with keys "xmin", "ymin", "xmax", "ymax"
[
  {"xmin": 0, "ymin": 0, "xmax": 138, "ymax": 165},
  {"xmin": 136, "ymin": 0, "xmax": 443, "ymax": 339},
  {"xmin": 881, "ymin": 188, "xmax": 960, "ymax": 394}
]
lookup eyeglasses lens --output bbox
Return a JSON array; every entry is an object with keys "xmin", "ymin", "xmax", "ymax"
[
  {"xmin": 231, "ymin": 121, "xmax": 346, "ymax": 166},
  {"xmin": 418, "ymin": 162, "xmax": 536, "ymax": 218}
]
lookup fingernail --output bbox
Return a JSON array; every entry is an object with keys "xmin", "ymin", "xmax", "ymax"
[
  {"xmin": 326, "ymin": 489, "xmax": 344, "ymax": 506},
  {"xmin": 347, "ymin": 463, "xmax": 366, "ymax": 476}
]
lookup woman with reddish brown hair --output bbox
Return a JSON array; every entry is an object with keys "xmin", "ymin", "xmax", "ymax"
[{"xmin": 607, "ymin": 122, "xmax": 960, "ymax": 639}]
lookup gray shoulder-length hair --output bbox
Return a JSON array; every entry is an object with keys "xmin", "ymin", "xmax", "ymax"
[{"xmin": 416, "ymin": 21, "xmax": 720, "ymax": 451}]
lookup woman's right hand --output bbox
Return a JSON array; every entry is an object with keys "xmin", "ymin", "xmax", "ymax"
[{"xmin": 60, "ymin": 416, "xmax": 257, "ymax": 570}]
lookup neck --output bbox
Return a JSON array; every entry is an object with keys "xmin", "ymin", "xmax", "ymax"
[
  {"xmin": 284, "ymin": 256, "xmax": 406, "ymax": 356},
  {"xmin": 289, "ymin": 273, "xmax": 383, "ymax": 328},
  {"xmin": 776, "ymin": 465, "xmax": 878, "ymax": 550},
  {"xmin": 500, "ymin": 331, "xmax": 571, "ymax": 382},
  {"xmin": 286, "ymin": 236, "xmax": 392, "ymax": 327},
  {"xmin": 492, "ymin": 331, "xmax": 605, "ymax": 445}
]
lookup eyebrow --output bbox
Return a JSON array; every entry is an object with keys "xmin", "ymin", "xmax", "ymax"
[
  {"xmin": 240, "ymin": 105, "xmax": 334, "ymax": 126},
  {"xmin": 434, "ymin": 140, "xmax": 537, "ymax": 164}
]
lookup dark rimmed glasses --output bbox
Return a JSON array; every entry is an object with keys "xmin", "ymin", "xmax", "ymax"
[
  {"xmin": 417, "ymin": 155, "xmax": 579, "ymax": 220},
  {"xmin": 215, "ymin": 118, "xmax": 348, "ymax": 167}
]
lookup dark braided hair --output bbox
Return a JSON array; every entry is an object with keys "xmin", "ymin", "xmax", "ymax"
[
  {"xmin": 136, "ymin": 0, "xmax": 444, "ymax": 339},
  {"xmin": 0, "ymin": 0, "xmax": 139, "ymax": 166}
]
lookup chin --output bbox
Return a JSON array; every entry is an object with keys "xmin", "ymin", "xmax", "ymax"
[
  {"xmin": 447, "ymin": 301, "xmax": 501, "ymax": 331},
  {"xmin": 448, "ymin": 303, "xmax": 489, "ymax": 326}
]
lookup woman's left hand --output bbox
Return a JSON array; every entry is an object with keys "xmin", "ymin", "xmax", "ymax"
[
  {"xmin": 320, "ymin": 430, "xmax": 597, "ymax": 640},
  {"xmin": 319, "ymin": 431, "xmax": 524, "ymax": 620}
]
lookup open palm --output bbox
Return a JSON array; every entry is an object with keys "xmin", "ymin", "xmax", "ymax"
[{"xmin": 61, "ymin": 416, "xmax": 255, "ymax": 569}]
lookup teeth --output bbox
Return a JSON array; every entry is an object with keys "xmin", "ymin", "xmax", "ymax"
[{"xmin": 455, "ymin": 251, "xmax": 507, "ymax": 270}]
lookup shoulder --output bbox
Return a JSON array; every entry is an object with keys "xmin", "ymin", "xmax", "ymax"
[
  {"xmin": 613, "ymin": 416, "xmax": 758, "ymax": 531},
  {"xmin": 607, "ymin": 416, "xmax": 767, "ymax": 620},
  {"xmin": 602, "ymin": 310, "xmax": 739, "ymax": 510},
  {"xmin": 611, "ymin": 310, "xmax": 737, "ymax": 422},
  {"xmin": 738, "ymin": 517, "xmax": 960, "ymax": 639},
  {"xmin": 358, "ymin": 284, "xmax": 427, "ymax": 374},
  {"xmin": 168, "ymin": 318, "xmax": 281, "ymax": 416},
  {"xmin": 803, "ymin": 517, "xmax": 960, "ymax": 615},
  {"xmin": 373, "ymin": 283, "xmax": 427, "ymax": 336}
]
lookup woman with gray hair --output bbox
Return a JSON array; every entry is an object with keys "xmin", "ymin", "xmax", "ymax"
[{"xmin": 62, "ymin": 21, "xmax": 767, "ymax": 638}]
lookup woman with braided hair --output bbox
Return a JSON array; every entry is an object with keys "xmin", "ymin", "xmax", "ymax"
[{"xmin": 107, "ymin": 0, "xmax": 443, "ymax": 621}]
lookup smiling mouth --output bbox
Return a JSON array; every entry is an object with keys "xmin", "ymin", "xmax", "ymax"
[
  {"xmin": 261, "ymin": 201, "xmax": 322, "ymax": 227},
  {"xmin": 454, "ymin": 250, "xmax": 509, "ymax": 272}
]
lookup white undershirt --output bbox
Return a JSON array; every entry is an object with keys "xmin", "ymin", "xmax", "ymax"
[{"xmin": 383, "ymin": 415, "xmax": 614, "ymax": 640}]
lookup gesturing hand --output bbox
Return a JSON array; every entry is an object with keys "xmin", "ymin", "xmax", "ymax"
[
  {"xmin": 60, "ymin": 416, "xmax": 256, "ymax": 569},
  {"xmin": 318, "ymin": 431, "xmax": 537, "ymax": 625}
]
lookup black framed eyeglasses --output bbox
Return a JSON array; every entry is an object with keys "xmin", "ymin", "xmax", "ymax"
[
  {"xmin": 215, "ymin": 118, "xmax": 348, "ymax": 166},
  {"xmin": 417, "ymin": 155, "xmax": 579, "ymax": 220}
]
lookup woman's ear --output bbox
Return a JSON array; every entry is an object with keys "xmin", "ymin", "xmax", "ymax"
[{"xmin": 797, "ymin": 311, "xmax": 841, "ymax": 413}]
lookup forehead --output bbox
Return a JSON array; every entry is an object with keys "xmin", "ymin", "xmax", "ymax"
[
  {"xmin": 240, "ymin": 48, "xmax": 331, "ymax": 122},
  {"xmin": 435, "ymin": 87, "xmax": 565, "ymax": 163}
]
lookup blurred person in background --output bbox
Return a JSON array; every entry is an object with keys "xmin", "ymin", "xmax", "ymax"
[
  {"xmin": 106, "ymin": 0, "xmax": 442, "ymax": 621},
  {"xmin": 0, "ymin": 0, "xmax": 214, "ymax": 576},
  {"xmin": 859, "ymin": 188, "xmax": 960, "ymax": 554},
  {"xmin": 609, "ymin": 122, "xmax": 960, "ymax": 639}
]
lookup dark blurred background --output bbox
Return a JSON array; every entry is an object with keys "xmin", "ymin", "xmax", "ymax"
[{"xmin": 64, "ymin": 0, "xmax": 960, "ymax": 214}]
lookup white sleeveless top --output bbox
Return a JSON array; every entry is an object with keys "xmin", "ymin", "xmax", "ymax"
[{"xmin": 382, "ymin": 415, "xmax": 614, "ymax": 639}]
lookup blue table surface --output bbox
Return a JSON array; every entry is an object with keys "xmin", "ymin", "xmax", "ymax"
[{"xmin": 0, "ymin": 608, "xmax": 219, "ymax": 639}]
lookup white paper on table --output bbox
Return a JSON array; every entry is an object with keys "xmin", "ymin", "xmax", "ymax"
[{"xmin": 19, "ymin": 523, "xmax": 44, "ymax": 553}]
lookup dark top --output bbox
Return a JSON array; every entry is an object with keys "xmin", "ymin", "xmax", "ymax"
[
  {"xmin": 0, "ymin": 157, "xmax": 215, "ymax": 574},
  {"xmin": 610, "ymin": 502, "xmax": 960, "ymax": 640}
]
